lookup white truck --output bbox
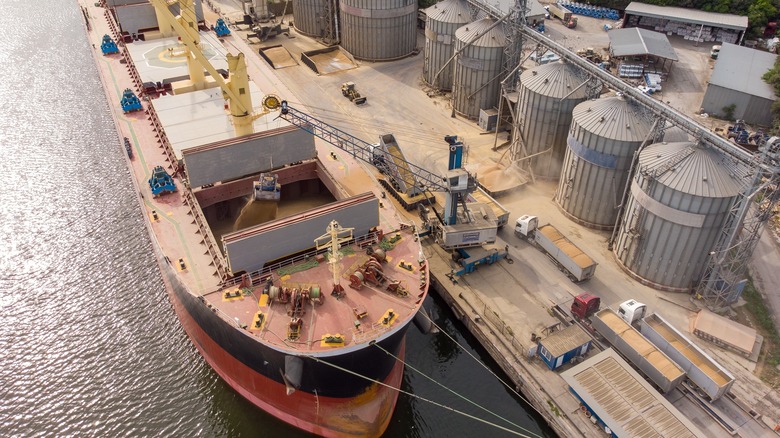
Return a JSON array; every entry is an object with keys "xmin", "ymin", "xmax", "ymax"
[
  {"xmin": 617, "ymin": 299, "xmax": 647, "ymax": 326},
  {"xmin": 514, "ymin": 215, "xmax": 597, "ymax": 282}
]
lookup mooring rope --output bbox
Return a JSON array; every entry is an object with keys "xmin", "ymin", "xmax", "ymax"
[
  {"xmin": 418, "ymin": 310, "xmax": 548, "ymax": 420},
  {"xmin": 305, "ymin": 355, "xmax": 536, "ymax": 438},
  {"xmin": 371, "ymin": 343, "xmax": 543, "ymax": 438}
]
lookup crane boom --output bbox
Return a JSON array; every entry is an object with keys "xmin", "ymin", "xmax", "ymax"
[{"xmin": 278, "ymin": 103, "xmax": 448, "ymax": 193}]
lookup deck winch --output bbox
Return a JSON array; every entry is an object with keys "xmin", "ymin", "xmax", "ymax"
[
  {"xmin": 120, "ymin": 88, "xmax": 142, "ymax": 113},
  {"xmin": 100, "ymin": 34, "xmax": 119, "ymax": 55},
  {"xmin": 213, "ymin": 18, "xmax": 231, "ymax": 37},
  {"xmin": 148, "ymin": 165, "xmax": 177, "ymax": 196}
]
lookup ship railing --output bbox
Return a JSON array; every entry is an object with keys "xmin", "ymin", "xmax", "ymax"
[
  {"xmin": 215, "ymin": 230, "xmax": 382, "ymax": 291},
  {"xmin": 101, "ymin": 7, "xmax": 180, "ymax": 173},
  {"xmin": 182, "ymin": 188, "xmax": 229, "ymax": 280},
  {"xmin": 351, "ymin": 322, "xmax": 389, "ymax": 345}
]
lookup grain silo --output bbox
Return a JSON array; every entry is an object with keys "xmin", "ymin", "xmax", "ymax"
[
  {"xmin": 339, "ymin": 0, "xmax": 417, "ymax": 61},
  {"xmin": 423, "ymin": 0, "xmax": 471, "ymax": 90},
  {"xmin": 556, "ymin": 95, "xmax": 653, "ymax": 229},
  {"xmin": 291, "ymin": 0, "xmax": 326, "ymax": 37},
  {"xmin": 660, "ymin": 125, "xmax": 690, "ymax": 142},
  {"xmin": 612, "ymin": 142, "xmax": 745, "ymax": 292},
  {"xmin": 516, "ymin": 61, "xmax": 588, "ymax": 179},
  {"xmin": 452, "ymin": 18, "xmax": 506, "ymax": 119}
]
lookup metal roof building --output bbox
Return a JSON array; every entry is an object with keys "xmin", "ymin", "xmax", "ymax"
[
  {"xmin": 701, "ymin": 43, "xmax": 778, "ymax": 127},
  {"xmin": 608, "ymin": 28, "xmax": 677, "ymax": 75},
  {"xmin": 537, "ymin": 324, "xmax": 592, "ymax": 370},
  {"xmin": 608, "ymin": 28, "xmax": 678, "ymax": 61},
  {"xmin": 623, "ymin": 2, "xmax": 746, "ymax": 45},
  {"xmin": 561, "ymin": 349, "xmax": 707, "ymax": 438}
]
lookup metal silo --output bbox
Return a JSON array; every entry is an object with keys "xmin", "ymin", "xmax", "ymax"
[
  {"xmin": 452, "ymin": 18, "xmax": 506, "ymax": 118},
  {"xmin": 516, "ymin": 61, "xmax": 589, "ymax": 179},
  {"xmin": 339, "ymin": 0, "xmax": 417, "ymax": 61},
  {"xmin": 612, "ymin": 142, "xmax": 745, "ymax": 292},
  {"xmin": 292, "ymin": 0, "xmax": 326, "ymax": 37},
  {"xmin": 556, "ymin": 95, "xmax": 654, "ymax": 229},
  {"xmin": 423, "ymin": 0, "xmax": 471, "ymax": 90},
  {"xmin": 661, "ymin": 125, "xmax": 690, "ymax": 142}
]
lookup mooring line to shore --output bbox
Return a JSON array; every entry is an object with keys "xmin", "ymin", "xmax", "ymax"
[
  {"xmin": 418, "ymin": 310, "xmax": 548, "ymax": 420},
  {"xmin": 306, "ymin": 354, "xmax": 537, "ymax": 437},
  {"xmin": 371, "ymin": 343, "xmax": 543, "ymax": 438}
]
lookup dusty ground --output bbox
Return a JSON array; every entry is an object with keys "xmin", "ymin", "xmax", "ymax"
[{"xmin": 201, "ymin": 1, "xmax": 780, "ymax": 430}]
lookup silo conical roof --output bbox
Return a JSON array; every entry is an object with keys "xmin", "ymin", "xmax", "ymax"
[
  {"xmin": 455, "ymin": 18, "xmax": 506, "ymax": 48},
  {"xmin": 571, "ymin": 95, "xmax": 653, "ymax": 142},
  {"xmin": 639, "ymin": 142, "xmax": 745, "ymax": 197},
  {"xmin": 520, "ymin": 61, "xmax": 588, "ymax": 99},
  {"xmin": 425, "ymin": 0, "xmax": 471, "ymax": 24}
]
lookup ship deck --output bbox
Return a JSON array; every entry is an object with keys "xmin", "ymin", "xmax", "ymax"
[{"xmin": 84, "ymin": 3, "xmax": 427, "ymax": 356}]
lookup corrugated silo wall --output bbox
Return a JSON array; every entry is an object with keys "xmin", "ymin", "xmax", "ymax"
[
  {"xmin": 517, "ymin": 88, "xmax": 584, "ymax": 180},
  {"xmin": 557, "ymin": 121, "xmax": 644, "ymax": 230},
  {"xmin": 339, "ymin": 0, "xmax": 417, "ymax": 61},
  {"xmin": 292, "ymin": 0, "xmax": 325, "ymax": 37},
  {"xmin": 612, "ymin": 170, "xmax": 736, "ymax": 292},
  {"xmin": 424, "ymin": 18, "xmax": 461, "ymax": 90},
  {"xmin": 452, "ymin": 43, "xmax": 503, "ymax": 119}
]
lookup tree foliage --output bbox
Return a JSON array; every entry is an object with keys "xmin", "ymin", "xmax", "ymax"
[
  {"xmin": 762, "ymin": 57, "xmax": 780, "ymax": 133},
  {"xmin": 579, "ymin": 0, "xmax": 780, "ymax": 38}
]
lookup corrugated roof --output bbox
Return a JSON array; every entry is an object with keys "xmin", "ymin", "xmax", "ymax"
[
  {"xmin": 638, "ymin": 142, "xmax": 745, "ymax": 197},
  {"xmin": 709, "ymin": 43, "xmax": 777, "ymax": 100},
  {"xmin": 539, "ymin": 324, "xmax": 591, "ymax": 357},
  {"xmin": 661, "ymin": 124, "xmax": 690, "ymax": 142},
  {"xmin": 608, "ymin": 27, "xmax": 678, "ymax": 61},
  {"xmin": 572, "ymin": 95, "xmax": 654, "ymax": 142},
  {"xmin": 625, "ymin": 2, "xmax": 748, "ymax": 31},
  {"xmin": 425, "ymin": 0, "xmax": 471, "ymax": 24},
  {"xmin": 520, "ymin": 61, "xmax": 588, "ymax": 98},
  {"xmin": 455, "ymin": 18, "xmax": 506, "ymax": 48},
  {"xmin": 561, "ymin": 349, "xmax": 706, "ymax": 438}
]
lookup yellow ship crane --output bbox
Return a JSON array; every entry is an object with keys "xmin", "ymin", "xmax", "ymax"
[{"xmin": 149, "ymin": 0, "xmax": 277, "ymax": 136}]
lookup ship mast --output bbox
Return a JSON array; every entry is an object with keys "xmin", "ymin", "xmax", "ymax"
[{"xmin": 315, "ymin": 220, "xmax": 353, "ymax": 298}]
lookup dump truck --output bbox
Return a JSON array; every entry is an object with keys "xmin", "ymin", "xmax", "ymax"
[
  {"xmin": 514, "ymin": 215, "xmax": 597, "ymax": 282},
  {"xmin": 641, "ymin": 313, "xmax": 735, "ymax": 401},
  {"xmin": 341, "ymin": 82, "xmax": 367, "ymax": 105},
  {"xmin": 545, "ymin": 4, "xmax": 577, "ymax": 28},
  {"xmin": 591, "ymin": 308, "xmax": 685, "ymax": 394}
]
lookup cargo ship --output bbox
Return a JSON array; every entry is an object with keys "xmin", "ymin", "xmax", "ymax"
[{"xmin": 81, "ymin": 1, "xmax": 429, "ymax": 436}]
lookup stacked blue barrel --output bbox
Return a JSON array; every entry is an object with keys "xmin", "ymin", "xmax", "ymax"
[{"xmin": 558, "ymin": 1, "xmax": 620, "ymax": 20}]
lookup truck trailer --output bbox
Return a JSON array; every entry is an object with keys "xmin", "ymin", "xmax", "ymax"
[
  {"xmin": 591, "ymin": 309, "xmax": 685, "ymax": 394},
  {"xmin": 641, "ymin": 313, "xmax": 735, "ymax": 401},
  {"xmin": 515, "ymin": 215, "xmax": 597, "ymax": 282}
]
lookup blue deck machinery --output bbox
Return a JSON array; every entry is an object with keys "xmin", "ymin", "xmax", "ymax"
[
  {"xmin": 253, "ymin": 173, "xmax": 280, "ymax": 201},
  {"xmin": 120, "ymin": 88, "xmax": 143, "ymax": 113},
  {"xmin": 148, "ymin": 165, "xmax": 177, "ymax": 196},
  {"xmin": 214, "ymin": 18, "xmax": 231, "ymax": 37},
  {"xmin": 100, "ymin": 34, "xmax": 119, "ymax": 55}
]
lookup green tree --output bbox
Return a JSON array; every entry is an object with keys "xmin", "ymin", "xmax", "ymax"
[
  {"xmin": 748, "ymin": 0, "xmax": 778, "ymax": 35},
  {"xmin": 762, "ymin": 57, "xmax": 780, "ymax": 133}
]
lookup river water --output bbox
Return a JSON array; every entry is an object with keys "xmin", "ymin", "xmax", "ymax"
[{"xmin": 0, "ymin": 1, "xmax": 555, "ymax": 436}]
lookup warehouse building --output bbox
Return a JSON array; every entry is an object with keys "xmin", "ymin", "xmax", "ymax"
[
  {"xmin": 561, "ymin": 349, "xmax": 706, "ymax": 438},
  {"xmin": 623, "ymin": 2, "xmax": 747, "ymax": 45},
  {"xmin": 701, "ymin": 43, "xmax": 777, "ymax": 127}
]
